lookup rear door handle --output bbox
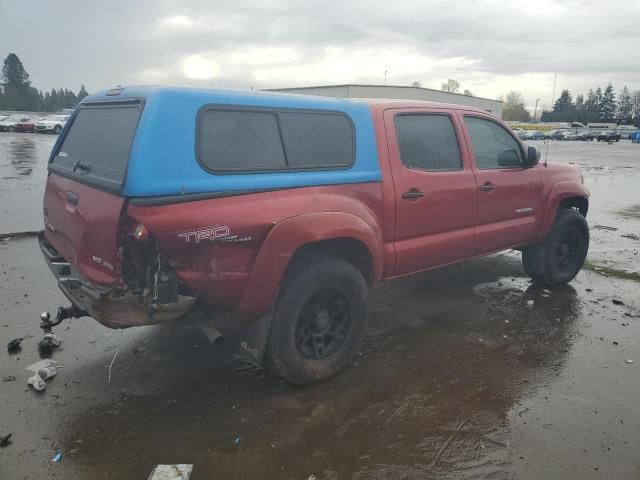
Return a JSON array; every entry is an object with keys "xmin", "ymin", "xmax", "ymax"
[
  {"xmin": 479, "ymin": 182, "xmax": 496, "ymax": 192},
  {"xmin": 65, "ymin": 192, "xmax": 79, "ymax": 206},
  {"xmin": 401, "ymin": 189, "xmax": 425, "ymax": 200}
]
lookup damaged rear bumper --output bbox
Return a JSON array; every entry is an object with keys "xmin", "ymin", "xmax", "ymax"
[{"xmin": 38, "ymin": 233, "xmax": 195, "ymax": 329}]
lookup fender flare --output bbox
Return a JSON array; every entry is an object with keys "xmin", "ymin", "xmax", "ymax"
[
  {"xmin": 537, "ymin": 181, "xmax": 590, "ymax": 241},
  {"xmin": 237, "ymin": 211, "xmax": 383, "ymax": 320},
  {"xmin": 227, "ymin": 211, "xmax": 383, "ymax": 366}
]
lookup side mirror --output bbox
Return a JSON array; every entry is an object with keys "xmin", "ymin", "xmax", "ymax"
[{"xmin": 526, "ymin": 145, "xmax": 541, "ymax": 167}]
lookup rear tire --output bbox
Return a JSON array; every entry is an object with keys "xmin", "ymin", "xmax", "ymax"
[
  {"xmin": 522, "ymin": 209, "xmax": 589, "ymax": 287},
  {"xmin": 266, "ymin": 253, "xmax": 368, "ymax": 385}
]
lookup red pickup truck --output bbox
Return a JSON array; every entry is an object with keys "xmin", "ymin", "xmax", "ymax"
[{"xmin": 40, "ymin": 86, "xmax": 589, "ymax": 385}]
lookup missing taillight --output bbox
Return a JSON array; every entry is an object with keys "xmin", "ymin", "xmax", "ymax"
[{"xmin": 132, "ymin": 223, "xmax": 150, "ymax": 242}]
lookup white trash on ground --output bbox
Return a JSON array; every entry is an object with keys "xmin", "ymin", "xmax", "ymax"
[{"xmin": 147, "ymin": 464, "xmax": 193, "ymax": 480}]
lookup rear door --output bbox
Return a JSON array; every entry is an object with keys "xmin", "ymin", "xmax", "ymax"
[
  {"xmin": 43, "ymin": 101, "xmax": 142, "ymax": 285},
  {"xmin": 460, "ymin": 113, "xmax": 542, "ymax": 253},
  {"xmin": 384, "ymin": 108, "xmax": 478, "ymax": 275}
]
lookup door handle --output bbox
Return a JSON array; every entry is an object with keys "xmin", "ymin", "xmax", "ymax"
[
  {"xmin": 401, "ymin": 189, "xmax": 425, "ymax": 200},
  {"xmin": 479, "ymin": 182, "xmax": 496, "ymax": 192},
  {"xmin": 65, "ymin": 192, "xmax": 79, "ymax": 206}
]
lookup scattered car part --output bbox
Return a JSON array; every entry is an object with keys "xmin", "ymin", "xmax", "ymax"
[
  {"xmin": 37, "ymin": 333, "xmax": 61, "ymax": 354},
  {"xmin": 0, "ymin": 433, "xmax": 12, "ymax": 448},
  {"xmin": 7, "ymin": 338, "xmax": 23, "ymax": 354}
]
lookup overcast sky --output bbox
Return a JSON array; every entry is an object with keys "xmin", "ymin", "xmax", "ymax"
[{"xmin": 1, "ymin": 0, "xmax": 639, "ymax": 111}]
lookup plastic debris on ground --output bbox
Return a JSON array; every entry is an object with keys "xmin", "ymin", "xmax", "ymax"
[
  {"xmin": 52, "ymin": 451, "xmax": 62, "ymax": 462},
  {"xmin": 38, "ymin": 333, "xmax": 61, "ymax": 353},
  {"xmin": 26, "ymin": 359, "xmax": 58, "ymax": 373},
  {"xmin": 7, "ymin": 338, "xmax": 23, "ymax": 354},
  {"xmin": 233, "ymin": 436, "xmax": 242, "ymax": 445},
  {"xmin": 0, "ymin": 433, "xmax": 12, "ymax": 448},
  {"xmin": 26, "ymin": 359, "xmax": 60, "ymax": 392},
  {"xmin": 147, "ymin": 464, "xmax": 194, "ymax": 480},
  {"xmin": 626, "ymin": 359, "xmax": 634, "ymax": 364},
  {"xmin": 526, "ymin": 300, "xmax": 534, "ymax": 307}
]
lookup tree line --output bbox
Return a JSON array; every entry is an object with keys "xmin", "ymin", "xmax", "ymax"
[
  {"xmin": 502, "ymin": 84, "xmax": 640, "ymax": 126},
  {"xmin": 541, "ymin": 84, "xmax": 639, "ymax": 125},
  {"xmin": 0, "ymin": 53, "xmax": 88, "ymax": 113}
]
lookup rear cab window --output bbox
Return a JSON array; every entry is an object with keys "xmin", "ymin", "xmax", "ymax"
[
  {"xmin": 50, "ymin": 102, "xmax": 142, "ymax": 192},
  {"xmin": 196, "ymin": 107, "xmax": 354, "ymax": 173},
  {"xmin": 394, "ymin": 114, "xmax": 462, "ymax": 171}
]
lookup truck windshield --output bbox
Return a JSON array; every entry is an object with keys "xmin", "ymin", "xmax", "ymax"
[{"xmin": 50, "ymin": 103, "xmax": 141, "ymax": 192}]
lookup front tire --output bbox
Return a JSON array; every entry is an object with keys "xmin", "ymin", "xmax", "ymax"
[
  {"xmin": 53, "ymin": 125, "xmax": 62, "ymax": 134},
  {"xmin": 266, "ymin": 253, "xmax": 368, "ymax": 385},
  {"xmin": 522, "ymin": 209, "xmax": 589, "ymax": 286}
]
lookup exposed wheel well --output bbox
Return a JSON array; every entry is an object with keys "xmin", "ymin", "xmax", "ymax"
[
  {"xmin": 288, "ymin": 238, "xmax": 375, "ymax": 285},
  {"xmin": 559, "ymin": 196, "xmax": 588, "ymax": 217}
]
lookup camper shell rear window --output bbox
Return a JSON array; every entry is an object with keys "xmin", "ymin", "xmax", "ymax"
[
  {"xmin": 50, "ymin": 101, "xmax": 142, "ymax": 192},
  {"xmin": 196, "ymin": 106, "xmax": 355, "ymax": 173}
]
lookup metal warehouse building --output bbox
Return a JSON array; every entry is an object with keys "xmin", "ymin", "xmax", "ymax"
[{"xmin": 268, "ymin": 84, "xmax": 503, "ymax": 118}]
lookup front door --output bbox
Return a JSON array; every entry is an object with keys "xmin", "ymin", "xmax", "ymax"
[
  {"xmin": 385, "ymin": 108, "xmax": 478, "ymax": 275},
  {"xmin": 460, "ymin": 113, "xmax": 542, "ymax": 253}
]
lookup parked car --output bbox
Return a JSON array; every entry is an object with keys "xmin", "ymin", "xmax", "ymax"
[
  {"xmin": 39, "ymin": 86, "xmax": 590, "ymax": 385},
  {"xmin": 597, "ymin": 131, "xmax": 621, "ymax": 142},
  {"xmin": 547, "ymin": 129, "xmax": 572, "ymax": 140},
  {"xmin": 34, "ymin": 115, "xmax": 70, "ymax": 134},
  {"xmin": 561, "ymin": 132, "xmax": 578, "ymax": 141},
  {"xmin": 14, "ymin": 117, "xmax": 38, "ymax": 133},
  {"xmin": 0, "ymin": 115, "xmax": 32, "ymax": 132},
  {"xmin": 524, "ymin": 130, "xmax": 546, "ymax": 140},
  {"xmin": 575, "ymin": 131, "xmax": 597, "ymax": 141}
]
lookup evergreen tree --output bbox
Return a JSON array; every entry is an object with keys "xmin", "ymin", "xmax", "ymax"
[
  {"xmin": 77, "ymin": 84, "xmax": 89, "ymax": 101},
  {"xmin": 552, "ymin": 89, "xmax": 575, "ymax": 122},
  {"xmin": 540, "ymin": 110, "xmax": 552, "ymax": 122},
  {"xmin": 1, "ymin": 53, "xmax": 33, "ymax": 110},
  {"xmin": 632, "ymin": 90, "xmax": 640, "ymax": 127},
  {"xmin": 584, "ymin": 89, "xmax": 598, "ymax": 123},
  {"xmin": 575, "ymin": 94, "xmax": 586, "ymax": 124},
  {"xmin": 600, "ymin": 84, "xmax": 616, "ymax": 123},
  {"xmin": 594, "ymin": 87, "xmax": 603, "ymax": 121},
  {"xmin": 617, "ymin": 86, "xmax": 633, "ymax": 124},
  {"xmin": 1, "ymin": 53, "xmax": 31, "ymax": 88}
]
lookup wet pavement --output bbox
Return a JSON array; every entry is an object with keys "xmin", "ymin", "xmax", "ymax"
[
  {"xmin": 0, "ymin": 133, "xmax": 54, "ymax": 234},
  {"xmin": 1, "ymin": 133, "xmax": 640, "ymax": 479}
]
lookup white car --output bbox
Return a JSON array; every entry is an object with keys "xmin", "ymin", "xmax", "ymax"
[
  {"xmin": 34, "ymin": 115, "xmax": 70, "ymax": 134},
  {"xmin": 0, "ymin": 115, "xmax": 31, "ymax": 132}
]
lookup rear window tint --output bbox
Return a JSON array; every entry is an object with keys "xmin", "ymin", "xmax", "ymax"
[
  {"xmin": 197, "ymin": 110, "xmax": 286, "ymax": 171},
  {"xmin": 197, "ymin": 108, "xmax": 354, "ymax": 172},
  {"xmin": 395, "ymin": 114, "xmax": 462, "ymax": 171},
  {"xmin": 51, "ymin": 105, "xmax": 141, "ymax": 190},
  {"xmin": 278, "ymin": 112, "xmax": 354, "ymax": 168}
]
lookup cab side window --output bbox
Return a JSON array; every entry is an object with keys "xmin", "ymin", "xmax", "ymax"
[
  {"xmin": 464, "ymin": 116, "xmax": 523, "ymax": 169},
  {"xmin": 395, "ymin": 114, "xmax": 462, "ymax": 171}
]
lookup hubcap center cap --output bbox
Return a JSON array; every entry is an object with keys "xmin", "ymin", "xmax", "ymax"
[{"xmin": 313, "ymin": 309, "xmax": 331, "ymax": 332}]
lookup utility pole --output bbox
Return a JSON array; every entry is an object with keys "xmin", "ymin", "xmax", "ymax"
[
  {"xmin": 534, "ymin": 98, "xmax": 540, "ymax": 123},
  {"xmin": 384, "ymin": 70, "xmax": 388, "ymax": 86}
]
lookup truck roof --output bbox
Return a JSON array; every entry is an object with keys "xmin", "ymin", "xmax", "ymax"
[
  {"xmin": 83, "ymin": 86, "xmax": 494, "ymax": 117},
  {"xmin": 354, "ymin": 98, "xmax": 494, "ymax": 116}
]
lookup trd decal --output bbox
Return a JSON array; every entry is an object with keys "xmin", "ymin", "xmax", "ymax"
[
  {"xmin": 176, "ymin": 225, "xmax": 253, "ymax": 244},
  {"xmin": 92, "ymin": 255, "xmax": 115, "ymax": 271}
]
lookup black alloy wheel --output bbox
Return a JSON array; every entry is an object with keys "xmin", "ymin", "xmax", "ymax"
[{"xmin": 295, "ymin": 289, "xmax": 351, "ymax": 360}]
